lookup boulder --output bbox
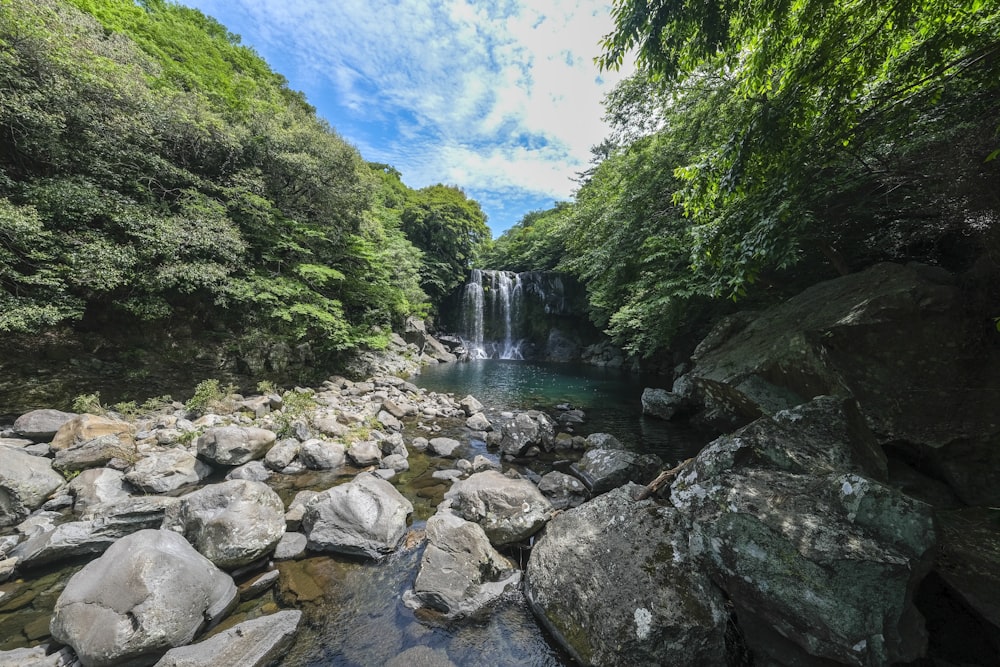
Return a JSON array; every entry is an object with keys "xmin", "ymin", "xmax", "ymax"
[
  {"xmin": 196, "ymin": 426, "xmax": 276, "ymax": 467},
  {"xmin": 225, "ymin": 460, "xmax": 272, "ymax": 482},
  {"xmin": 427, "ymin": 437, "xmax": 461, "ymax": 458},
  {"xmin": 302, "ymin": 473, "xmax": 413, "ymax": 559},
  {"xmin": 13, "ymin": 409, "xmax": 77, "ymax": 442},
  {"xmin": 125, "ymin": 448, "xmax": 212, "ymax": 494},
  {"xmin": 164, "ymin": 479, "xmax": 285, "ymax": 570},
  {"xmin": 496, "ymin": 412, "xmax": 555, "ymax": 457},
  {"xmin": 68, "ymin": 468, "xmax": 131, "ymax": 512},
  {"xmin": 153, "ymin": 610, "xmax": 301, "ymax": 667},
  {"xmin": 526, "ymin": 484, "xmax": 731, "ymax": 666},
  {"xmin": 411, "ymin": 511, "xmax": 520, "ymax": 619},
  {"xmin": 273, "ymin": 532, "xmax": 308, "ymax": 561},
  {"xmin": 571, "ymin": 448, "xmax": 661, "ymax": 495},
  {"xmin": 380, "ymin": 454, "xmax": 409, "ymax": 472},
  {"xmin": 263, "ymin": 438, "xmax": 300, "ymax": 471},
  {"xmin": 0, "ymin": 645, "xmax": 75, "ymax": 667},
  {"xmin": 640, "ymin": 388, "xmax": 692, "ymax": 420},
  {"xmin": 537, "ymin": 471, "xmax": 588, "ymax": 510},
  {"xmin": 376, "ymin": 410, "xmax": 402, "ymax": 432},
  {"xmin": 50, "ymin": 529, "xmax": 237, "ymax": 667},
  {"xmin": 677, "ymin": 263, "xmax": 1000, "ymax": 453},
  {"xmin": 12, "ymin": 496, "xmax": 178, "ymax": 568},
  {"xmin": 0, "ymin": 447, "xmax": 65, "ymax": 527},
  {"xmin": 443, "ymin": 471, "xmax": 553, "ymax": 546},
  {"xmin": 458, "ymin": 395, "xmax": 484, "ymax": 416},
  {"xmin": 346, "ymin": 440, "xmax": 382, "ymax": 467},
  {"xmin": 50, "ymin": 414, "xmax": 131, "ymax": 452},
  {"xmin": 52, "ymin": 434, "xmax": 130, "ymax": 473},
  {"xmin": 670, "ymin": 397, "xmax": 936, "ymax": 665},
  {"xmin": 299, "ymin": 439, "xmax": 346, "ymax": 470},
  {"xmin": 583, "ymin": 432, "xmax": 624, "ymax": 450},
  {"xmin": 934, "ymin": 507, "xmax": 1000, "ymax": 635},
  {"xmin": 465, "ymin": 412, "xmax": 492, "ymax": 432}
]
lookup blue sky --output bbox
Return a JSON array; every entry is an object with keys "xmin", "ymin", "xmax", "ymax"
[{"xmin": 182, "ymin": 0, "xmax": 633, "ymax": 236}]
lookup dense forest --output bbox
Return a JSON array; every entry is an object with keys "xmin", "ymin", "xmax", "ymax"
[
  {"xmin": 482, "ymin": 0, "xmax": 1000, "ymax": 358},
  {"xmin": 0, "ymin": 0, "xmax": 487, "ymax": 363}
]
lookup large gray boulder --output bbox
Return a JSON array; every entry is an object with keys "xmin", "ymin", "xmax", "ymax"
[
  {"xmin": 676, "ymin": 263, "xmax": 1000, "ymax": 454},
  {"xmin": 164, "ymin": 480, "xmax": 285, "ymax": 570},
  {"xmin": 526, "ymin": 484, "xmax": 731, "ymax": 666},
  {"xmin": 50, "ymin": 414, "xmax": 131, "ymax": 452},
  {"xmin": 410, "ymin": 510, "xmax": 520, "ymax": 619},
  {"xmin": 443, "ymin": 471, "xmax": 552, "ymax": 546},
  {"xmin": 50, "ymin": 529, "xmax": 237, "ymax": 667},
  {"xmin": 298, "ymin": 439, "xmax": 346, "ymax": 470},
  {"xmin": 571, "ymin": 448, "xmax": 661, "ymax": 495},
  {"xmin": 537, "ymin": 471, "xmax": 588, "ymax": 510},
  {"xmin": 640, "ymin": 388, "xmax": 692, "ymax": 420},
  {"xmin": 0, "ymin": 447, "xmax": 65, "ymax": 527},
  {"xmin": 68, "ymin": 468, "xmax": 131, "ymax": 513},
  {"xmin": 302, "ymin": 473, "xmax": 413, "ymax": 559},
  {"xmin": 53, "ymin": 434, "xmax": 129, "ymax": 473},
  {"xmin": 495, "ymin": 412, "xmax": 555, "ymax": 457},
  {"xmin": 12, "ymin": 496, "xmax": 178, "ymax": 568},
  {"xmin": 196, "ymin": 426, "xmax": 276, "ymax": 467},
  {"xmin": 427, "ymin": 437, "xmax": 461, "ymax": 458},
  {"xmin": 125, "ymin": 448, "xmax": 213, "ymax": 494},
  {"xmin": 670, "ymin": 397, "xmax": 936, "ymax": 665},
  {"xmin": 153, "ymin": 610, "xmax": 302, "ymax": 667},
  {"xmin": 13, "ymin": 409, "xmax": 77, "ymax": 442}
]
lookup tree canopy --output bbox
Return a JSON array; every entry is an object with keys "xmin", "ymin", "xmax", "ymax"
[
  {"xmin": 0, "ymin": 0, "xmax": 483, "ymax": 358},
  {"xmin": 484, "ymin": 0, "xmax": 1000, "ymax": 358}
]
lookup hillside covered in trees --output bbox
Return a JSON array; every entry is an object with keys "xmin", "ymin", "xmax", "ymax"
[
  {"xmin": 482, "ymin": 0, "xmax": 1000, "ymax": 359},
  {"xmin": 0, "ymin": 0, "xmax": 487, "ymax": 375}
]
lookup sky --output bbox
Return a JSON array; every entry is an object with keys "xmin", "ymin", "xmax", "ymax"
[{"xmin": 182, "ymin": 0, "xmax": 634, "ymax": 236}]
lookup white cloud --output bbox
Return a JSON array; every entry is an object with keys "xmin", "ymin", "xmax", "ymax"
[{"xmin": 185, "ymin": 0, "xmax": 634, "ymax": 230}]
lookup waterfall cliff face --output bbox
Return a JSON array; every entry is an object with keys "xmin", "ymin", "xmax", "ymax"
[
  {"xmin": 461, "ymin": 269, "xmax": 525, "ymax": 359},
  {"xmin": 456, "ymin": 269, "xmax": 584, "ymax": 360}
]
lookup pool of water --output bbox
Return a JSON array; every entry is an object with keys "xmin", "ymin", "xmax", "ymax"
[{"xmin": 414, "ymin": 359, "xmax": 710, "ymax": 465}]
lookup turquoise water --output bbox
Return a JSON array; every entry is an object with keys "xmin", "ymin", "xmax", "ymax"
[{"xmin": 415, "ymin": 360, "xmax": 710, "ymax": 465}]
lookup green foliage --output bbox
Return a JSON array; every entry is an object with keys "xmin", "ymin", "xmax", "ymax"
[
  {"xmin": 478, "ymin": 204, "xmax": 572, "ymax": 272},
  {"xmin": 271, "ymin": 388, "xmax": 316, "ymax": 438},
  {"xmin": 72, "ymin": 391, "xmax": 105, "ymax": 414},
  {"xmin": 401, "ymin": 184, "xmax": 490, "ymax": 304},
  {"xmin": 184, "ymin": 378, "xmax": 230, "ymax": 415},
  {"xmin": 0, "ymin": 0, "xmax": 468, "ymax": 358}
]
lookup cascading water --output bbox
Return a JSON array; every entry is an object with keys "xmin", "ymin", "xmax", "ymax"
[{"xmin": 460, "ymin": 269, "xmax": 527, "ymax": 360}]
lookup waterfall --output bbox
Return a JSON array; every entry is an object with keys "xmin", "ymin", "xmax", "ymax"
[{"xmin": 459, "ymin": 269, "xmax": 526, "ymax": 360}]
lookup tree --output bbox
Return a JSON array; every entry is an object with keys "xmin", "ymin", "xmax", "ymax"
[{"xmin": 401, "ymin": 184, "xmax": 490, "ymax": 304}]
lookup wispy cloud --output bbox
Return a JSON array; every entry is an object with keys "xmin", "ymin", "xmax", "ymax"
[{"xmin": 184, "ymin": 0, "xmax": 633, "ymax": 233}]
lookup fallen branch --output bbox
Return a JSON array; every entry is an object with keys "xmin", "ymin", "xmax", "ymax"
[{"xmin": 632, "ymin": 457, "xmax": 693, "ymax": 501}]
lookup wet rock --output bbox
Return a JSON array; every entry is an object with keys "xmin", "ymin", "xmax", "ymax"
[
  {"xmin": 537, "ymin": 471, "xmax": 588, "ymax": 510},
  {"xmin": 496, "ymin": 412, "xmax": 555, "ymax": 458},
  {"xmin": 164, "ymin": 479, "xmax": 285, "ymax": 570},
  {"xmin": 410, "ymin": 511, "xmax": 520, "ymax": 619},
  {"xmin": 273, "ymin": 532, "xmax": 307, "ymax": 561},
  {"xmin": 583, "ymin": 432, "xmax": 624, "ymax": 450},
  {"xmin": 225, "ymin": 460, "xmax": 272, "ymax": 482},
  {"xmin": 0, "ymin": 448, "xmax": 65, "ymax": 527},
  {"xmin": 381, "ymin": 454, "xmax": 409, "ymax": 473},
  {"xmin": 670, "ymin": 397, "xmax": 936, "ymax": 665},
  {"xmin": 458, "ymin": 395, "xmax": 484, "ymax": 417},
  {"xmin": 302, "ymin": 473, "xmax": 413, "ymax": 559},
  {"xmin": 13, "ymin": 409, "xmax": 77, "ymax": 442},
  {"xmin": 154, "ymin": 609, "xmax": 301, "ymax": 667},
  {"xmin": 443, "ymin": 471, "xmax": 553, "ymax": 546},
  {"xmin": 464, "ymin": 412, "xmax": 492, "ymax": 432},
  {"xmin": 125, "ymin": 448, "xmax": 212, "ymax": 494},
  {"xmin": 640, "ymin": 388, "xmax": 693, "ymax": 420},
  {"xmin": 526, "ymin": 484, "xmax": 730, "ymax": 666},
  {"xmin": 427, "ymin": 437, "xmax": 461, "ymax": 458},
  {"xmin": 196, "ymin": 426, "xmax": 276, "ymax": 467},
  {"xmin": 571, "ymin": 448, "xmax": 661, "ymax": 495},
  {"xmin": 299, "ymin": 439, "xmax": 346, "ymax": 470},
  {"xmin": 50, "ymin": 529, "xmax": 237, "ymax": 667}
]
